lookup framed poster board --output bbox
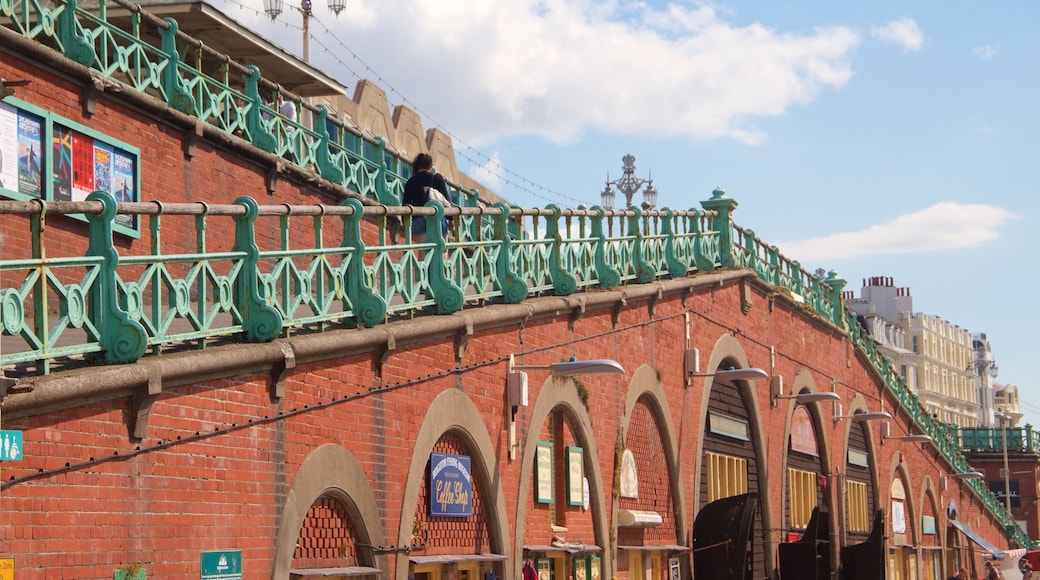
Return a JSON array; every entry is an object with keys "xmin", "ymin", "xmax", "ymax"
[
  {"xmin": 566, "ymin": 446, "xmax": 584, "ymax": 506},
  {"xmin": 0, "ymin": 97, "xmax": 141, "ymax": 237},
  {"xmin": 573, "ymin": 557, "xmax": 588, "ymax": 580},
  {"xmin": 535, "ymin": 441, "xmax": 553, "ymax": 504}
]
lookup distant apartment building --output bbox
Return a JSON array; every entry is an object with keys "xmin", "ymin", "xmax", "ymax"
[{"xmin": 844, "ymin": 276, "xmax": 999, "ymax": 428}]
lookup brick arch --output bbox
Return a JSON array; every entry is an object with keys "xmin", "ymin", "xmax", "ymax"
[
  {"xmin": 616, "ymin": 364, "xmax": 688, "ymax": 547},
  {"xmin": 777, "ymin": 368, "xmax": 837, "ymax": 569},
  {"xmin": 887, "ymin": 460, "xmax": 918, "ymax": 545},
  {"xmin": 840, "ymin": 393, "xmax": 883, "ymax": 522},
  {"xmin": 395, "ymin": 389, "xmax": 510, "ymax": 580},
  {"xmin": 692, "ymin": 333, "xmax": 774, "ymax": 578},
  {"xmin": 271, "ymin": 443, "xmax": 389, "ymax": 580},
  {"xmin": 512, "ymin": 373, "xmax": 610, "ymax": 580},
  {"xmin": 918, "ymin": 479, "xmax": 942, "ymax": 546}
]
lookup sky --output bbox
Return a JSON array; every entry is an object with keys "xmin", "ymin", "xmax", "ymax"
[{"xmin": 221, "ymin": 0, "xmax": 1039, "ymax": 425}]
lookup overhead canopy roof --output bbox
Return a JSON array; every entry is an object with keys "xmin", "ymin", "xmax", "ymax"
[
  {"xmin": 950, "ymin": 519, "xmax": 1004, "ymax": 559},
  {"xmin": 82, "ymin": 0, "xmax": 349, "ymax": 97}
]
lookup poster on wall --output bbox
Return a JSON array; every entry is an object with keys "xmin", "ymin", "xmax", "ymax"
[
  {"xmin": 566, "ymin": 446, "xmax": 584, "ymax": 506},
  {"xmin": 50, "ymin": 123, "xmax": 138, "ymax": 228},
  {"xmin": 535, "ymin": 442, "xmax": 553, "ymax": 504},
  {"xmin": 53, "ymin": 125, "xmax": 72, "ymax": 202},
  {"xmin": 94, "ymin": 143, "xmax": 112, "ymax": 195},
  {"xmin": 892, "ymin": 500, "xmax": 906, "ymax": 534},
  {"xmin": 0, "ymin": 102, "xmax": 17, "ymax": 191},
  {"xmin": 17, "ymin": 111, "xmax": 41, "ymax": 196},
  {"xmin": 71, "ymin": 131, "xmax": 95, "ymax": 201}
]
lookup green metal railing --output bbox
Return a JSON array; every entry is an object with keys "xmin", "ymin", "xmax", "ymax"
[
  {"xmin": 0, "ymin": 0, "xmax": 1030, "ymax": 549},
  {"xmin": 960, "ymin": 426, "xmax": 1039, "ymax": 454}
]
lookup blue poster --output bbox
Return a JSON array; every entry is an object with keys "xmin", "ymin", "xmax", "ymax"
[{"xmin": 429, "ymin": 452, "xmax": 473, "ymax": 517}]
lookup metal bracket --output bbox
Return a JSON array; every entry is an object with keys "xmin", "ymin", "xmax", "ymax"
[
  {"xmin": 612, "ymin": 294, "xmax": 628, "ymax": 326},
  {"xmin": 568, "ymin": 297, "xmax": 586, "ymax": 331},
  {"xmin": 376, "ymin": 329, "xmax": 397, "ymax": 377},
  {"xmin": 648, "ymin": 286, "xmax": 663, "ymax": 317},
  {"xmin": 183, "ymin": 119, "xmax": 205, "ymax": 159},
  {"xmin": 269, "ymin": 341, "xmax": 297, "ymax": 400},
  {"xmin": 129, "ymin": 367, "xmax": 163, "ymax": 441},
  {"xmin": 0, "ymin": 375, "xmax": 31, "ymax": 400},
  {"xmin": 455, "ymin": 316, "xmax": 474, "ymax": 361},
  {"xmin": 81, "ymin": 79, "xmax": 102, "ymax": 117},
  {"xmin": 265, "ymin": 164, "xmax": 280, "ymax": 196}
]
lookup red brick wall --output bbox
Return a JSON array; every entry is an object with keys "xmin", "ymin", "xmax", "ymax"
[{"xmin": 0, "ymin": 53, "xmax": 1016, "ymax": 580}]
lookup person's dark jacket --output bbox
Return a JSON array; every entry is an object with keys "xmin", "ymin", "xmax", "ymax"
[{"xmin": 403, "ymin": 170, "xmax": 448, "ymax": 206}]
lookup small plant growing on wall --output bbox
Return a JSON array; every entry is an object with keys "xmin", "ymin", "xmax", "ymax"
[{"xmin": 114, "ymin": 564, "xmax": 145, "ymax": 580}]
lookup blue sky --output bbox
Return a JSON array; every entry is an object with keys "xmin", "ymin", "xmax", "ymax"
[{"xmin": 227, "ymin": 1, "xmax": 1039, "ymax": 424}]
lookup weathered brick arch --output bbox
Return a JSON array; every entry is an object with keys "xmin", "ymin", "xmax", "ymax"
[
  {"xmin": 513, "ymin": 374, "xmax": 611, "ymax": 580},
  {"xmin": 396, "ymin": 389, "xmax": 511, "ymax": 580},
  {"xmin": 271, "ymin": 443, "xmax": 389, "ymax": 580},
  {"xmin": 692, "ymin": 333, "xmax": 774, "ymax": 577},
  {"xmin": 841, "ymin": 392, "xmax": 884, "ymax": 515},
  {"xmin": 887, "ymin": 459, "xmax": 919, "ymax": 546},
  {"xmin": 778, "ymin": 368, "xmax": 838, "ymax": 571},
  {"xmin": 617, "ymin": 365, "xmax": 689, "ymax": 555}
]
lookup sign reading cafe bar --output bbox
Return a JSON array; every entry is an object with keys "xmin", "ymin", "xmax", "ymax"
[
  {"xmin": 429, "ymin": 453, "xmax": 473, "ymax": 517},
  {"xmin": 0, "ymin": 99, "xmax": 140, "ymax": 235}
]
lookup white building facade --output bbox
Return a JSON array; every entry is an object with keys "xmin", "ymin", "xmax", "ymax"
[{"xmin": 844, "ymin": 276, "xmax": 1005, "ymax": 428}]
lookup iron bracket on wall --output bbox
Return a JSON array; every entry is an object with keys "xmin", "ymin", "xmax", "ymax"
[
  {"xmin": 269, "ymin": 341, "xmax": 297, "ymax": 400},
  {"xmin": 129, "ymin": 367, "xmax": 163, "ymax": 441},
  {"xmin": 183, "ymin": 119, "xmax": 205, "ymax": 159}
]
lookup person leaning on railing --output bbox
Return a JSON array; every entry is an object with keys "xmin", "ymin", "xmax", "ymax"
[{"xmin": 402, "ymin": 153, "xmax": 452, "ymax": 244}]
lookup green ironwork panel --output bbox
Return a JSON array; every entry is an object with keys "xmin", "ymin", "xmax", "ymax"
[
  {"xmin": 0, "ymin": 0, "xmax": 63, "ymax": 41},
  {"xmin": 75, "ymin": 10, "xmax": 167, "ymax": 96}
]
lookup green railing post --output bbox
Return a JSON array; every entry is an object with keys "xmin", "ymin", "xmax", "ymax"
[
  {"xmin": 374, "ymin": 137, "xmax": 399, "ymax": 205},
  {"xmin": 338, "ymin": 198, "xmax": 387, "ymax": 326},
  {"xmin": 690, "ymin": 209, "xmax": 714, "ymax": 273},
  {"xmin": 492, "ymin": 202, "xmax": 528, "ymax": 304},
  {"xmin": 1028, "ymin": 424, "xmax": 1034, "ymax": 453},
  {"xmin": 85, "ymin": 192, "xmax": 148, "ymax": 364},
  {"xmin": 158, "ymin": 18, "xmax": 196, "ymax": 115},
  {"xmin": 243, "ymin": 65, "xmax": 277, "ymax": 153},
  {"xmin": 824, "ymin": 270, "xmax": 847, "ymax": 327},
  {"xmin": 424, "ymin": 201, "xmax": 464, "ymax": 314},
  {"xmin": 232, "ymin": 196, "xmax": 282, "ymax": 341},
  {"xmin": 626, "ymin": 205, "xmax": 654, "ymax": 284},
  {"xmin": 314, "ymin": 105, "xmax": 344, "ymax": 183},
  {"xmin": 590, "ymin": 206, "xmax": 620, "ymax": 289},
  {"xmin": 701, "ymin": 188, "xmax": 738, "ymax": 268},
  {"xmin": 56, "ymin": 0, "xmax": 96, "ymax": 66},
  {"xmin": 545, "ymin": 205, "xmax": 577, "ymax": 295},
  {"xmin": 661, "ymin": 208, "xmax": 685, "ymax": 279}
]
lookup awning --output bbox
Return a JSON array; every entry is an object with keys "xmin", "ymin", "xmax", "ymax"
[
  {"xmin": 950, "ymin": 519, "xmax": 1004, "ymax": 558},
  {"xmin": 523, "ymin": 544, "xmax": 602, "ymax": 555},
  {"xmin": 618, "ymin": 545, "xmax": 690, "ymax": 552},
  {"xmin": 409, "ymin": 554, "xmax": 508, "ymax": 565},
  {"xmin": 990, "ymin": 548, "xmax": 1026, "ymax": 563},
  {"xmin": 290, "ymin": 566, "xmax": 383, "ymax": 577}
]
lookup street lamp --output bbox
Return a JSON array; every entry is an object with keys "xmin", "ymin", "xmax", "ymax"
[
  {"xmin": 263, "ymin": 0, "xmax": 345, "ymax": 63},
  {"xmin": 506, "ymin": 355, "xmax": 625, "ymax": 461},
  {"xmin": 601, "ymin": 154, "xmax": 657, "ymax": 209},
  {"xmin": 996, "ymin": 410, "xmax": 1013, "ymax": 517}
]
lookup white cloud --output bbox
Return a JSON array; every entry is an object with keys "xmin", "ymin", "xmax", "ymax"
[
  {"xmin": 871, "ymin": 17, "xmax": 923, "ymax": 53},
  {"xmin": 467, "ymin": 152, "xmax": 504, "ymax": 190},
  {"xmin": 303, "ymin": 0, "xmax": 860, "ymax": 146},
  {"xmin": 775, "ymin": 202, "xmax": 1018, "ymax": 262},
  {"xmin": 972, "ymin": 45, "xmax": 998, "ymax": 60}
]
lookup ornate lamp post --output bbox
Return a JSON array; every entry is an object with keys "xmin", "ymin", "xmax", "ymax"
[
  {"xmin": 600, "ymin": 154, "xmax": 657, "ymax": 210},
  {"xmin": 263, "ymin": 0, "xmax": 345, "ymax": 63}
]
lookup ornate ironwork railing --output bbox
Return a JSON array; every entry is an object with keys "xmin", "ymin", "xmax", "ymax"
[{"xmin": 0, "ymin": 0, "xmax": 1031, "ymax": 548}]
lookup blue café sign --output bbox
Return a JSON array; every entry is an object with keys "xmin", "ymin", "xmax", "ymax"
[{"xmin": 429, "ymin": 453, "xmax": 472, "ymax": 517}]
